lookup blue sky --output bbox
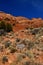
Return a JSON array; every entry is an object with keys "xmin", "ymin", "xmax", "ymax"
[{"xmin": 0, "ymin": 0, "xmax": 43, "ymax": 18}]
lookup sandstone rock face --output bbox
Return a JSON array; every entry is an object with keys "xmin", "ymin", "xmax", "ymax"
[{"xmin": 0, "ymin": 11, "xmax": 43, "ymax": 65}]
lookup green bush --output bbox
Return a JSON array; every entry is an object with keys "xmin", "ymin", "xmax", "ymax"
[
  {"xmin": 0, "ymin": 21, "xmax": 6, "ymax": 30},
  {"xmin": 6, "ymin": 23, "xmax": 12, "ymax": 32},
  {"xmin": 0, "ymin": 21, "xmax": 12, "ymax": 32}
]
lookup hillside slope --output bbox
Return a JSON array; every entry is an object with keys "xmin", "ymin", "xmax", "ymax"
[{"xmin": 0, "ymin": 11, "xmax": 43, "ymax": 65}]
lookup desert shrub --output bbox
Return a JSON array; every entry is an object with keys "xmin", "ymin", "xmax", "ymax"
[
  {"xmin": 27, "ymin": 41, "xmax": 34, "ymax": 50},
  {"xmin": 6, "ymin": 23, "xmax": 12, "ymax": 32},
  {"xmin": 0, "ymin": 21, "xmax": 6, "ymax": 30},
  {"xmin": 20, "ymin": 39, "xmax": 30, "ymax": 45},
  {"xmin": 2, "ymin": 56, "xmax": 8, "ymax": 64},
  {"xmin": 25, "ymin": 51, "xmax": 34, "ymax": 59},
  {"xmin": 10, "ymin": 48, "xmax": 16, "ymax": 53},
  {"xmin": 16, "ymin": 38, "xmax": 21, "ymax": 42},
  {"xmin": 9, "ymin": 46, "xmax": 17, "ymax": 53},
  {"xmin": 0, "ymin": 29, "xmax": 5, "ymax": 36},
  {"xmin": 0, "ymin": 21, "xmax": 13, "ymax": 32},
  {"xmin": 4, "ymin": 40, "xmax": 11, "ymax": 48},
  {"xmin": 30, "ymin": 28, "xmax": 40, "ymax": 35},
  {"xmin": 17, "ymin": 39, "xmax": 34, "ymax": 50}
]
